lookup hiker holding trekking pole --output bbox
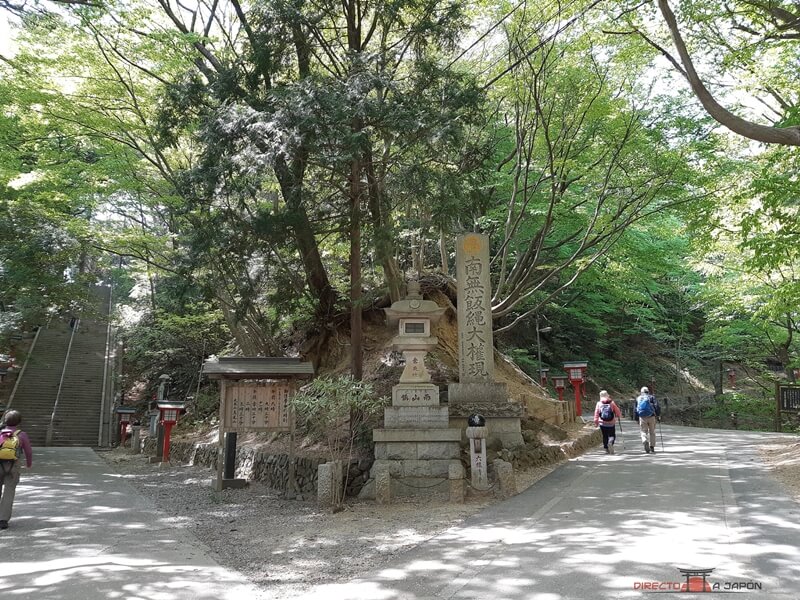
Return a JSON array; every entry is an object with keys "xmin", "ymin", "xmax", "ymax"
[
  {"xmin": 635, "ymin": 387, "xmax": 661, "ymax": 454},
  {"xmin": 594, "ymin": 390, "xmax": 623, "ymax": 454}
]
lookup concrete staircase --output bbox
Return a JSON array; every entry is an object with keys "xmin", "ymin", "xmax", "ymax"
[{"xmin": 7, "ymin": 286, "xmax": 111, "ymax": 446}]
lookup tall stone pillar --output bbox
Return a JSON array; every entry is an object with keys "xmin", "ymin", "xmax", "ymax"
[{"xmin": 448, "ymin": 233, "xmax": 524, "ymax": 448}]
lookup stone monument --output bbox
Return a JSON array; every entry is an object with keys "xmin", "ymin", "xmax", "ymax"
[
  {"xmin": 448, "ymin": 233, "xmax": 524, "ymax": 447},
  {"xmin": 369, "ymin": 281, "xmax": 464, "ymax": 501}
]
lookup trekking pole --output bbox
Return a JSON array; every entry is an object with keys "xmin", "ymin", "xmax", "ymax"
[{"xmin": 617, "ymin": 419, "xmax": 626, "ymax": 451}]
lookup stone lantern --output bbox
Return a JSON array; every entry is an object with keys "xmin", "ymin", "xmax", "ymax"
[
  {"xmin": 369, "ymin": 280, "xmax": 463, "ymax": 503},
  {"xmin": 384, "ymin": 280, "xmax": 446, "ymax": 401}
]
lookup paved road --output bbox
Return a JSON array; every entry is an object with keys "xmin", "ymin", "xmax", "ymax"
[
  {"xmin": 297, "ymin": 425, "xmax": 800, "ymax": 600},
  {"xmin": 2, "ymin": 427, "xmax": 799, "ymax": 599},
  {"xmin": 0, "ymin": 447, "xmax": 267, "ymax": 600}
]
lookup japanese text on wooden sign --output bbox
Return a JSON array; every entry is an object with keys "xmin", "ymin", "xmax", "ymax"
[
  {"xmin": 777, "ymin": 385, "xmax": 800, "ymax": 412},
  {"xmin": 223, "ymin": 381, "xmax": 293, "ymax": 432}
]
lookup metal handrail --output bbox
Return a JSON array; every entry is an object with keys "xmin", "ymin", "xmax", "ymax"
[
  {"xmin": 45, "ymin": 319, "xmax": 78, "ymax": 446},
  {"xmin": 3, "ymin": 325, "xmax": 43, "ymax": 413},
  {"xmin": 98, "ymin": 284, "xmax": 114, "ymax": 447}
]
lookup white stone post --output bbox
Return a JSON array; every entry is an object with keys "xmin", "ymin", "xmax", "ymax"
[
  {"xmin": 375, "ymin": 466, "xmax": 391, "ymax": 505},
  {"xmin": 130, "ymin": 425, "xmax": 142, "ymax": 454},
  {"xmin": 449, "ymin": 462, "xmax": 465, "ymax": 503},
  {"xmin": 465, "ymin": 425, "xmax": 489, "ymax": 491},
  {"xmin": 317, "ymin": 460, "xmax": 344, "ymax": 508},
  {"xmin": 493, "ymin": 458, "xmax": 516, "ymax": 498}
]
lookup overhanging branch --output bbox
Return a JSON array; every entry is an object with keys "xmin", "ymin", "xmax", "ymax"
[{"xmin": 658, "ymin": 0, "xmax": 800, "ymax": 145}]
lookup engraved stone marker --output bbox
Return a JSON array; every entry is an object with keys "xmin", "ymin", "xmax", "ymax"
[
  {"xmin": 457, "ymin": 233, "xmax": 494, "ymax": 383},
  {"xmin": 449, "ymin": 234, "xmax": 524, "ymax": 449}
]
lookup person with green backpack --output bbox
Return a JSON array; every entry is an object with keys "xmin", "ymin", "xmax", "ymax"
[{"xmin": 0, "ymin": 410, "xmax": 33, "ymax": 530}]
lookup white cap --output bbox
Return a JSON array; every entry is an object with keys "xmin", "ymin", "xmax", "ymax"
[{"xmin": 640, "ymin": 386, "xmax": 649, "ymax": 394}]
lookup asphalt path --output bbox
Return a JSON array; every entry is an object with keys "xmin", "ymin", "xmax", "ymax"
[
  {"xmin": 0, "ymin": 446, "xmax": 267, "ymax": 600},
  {"xmin": 297, "ymin": 425, "xmax": 800, "ymax": 600},
  {"xmin": 2, "ymin": 426, "xmax": 799, "ymax": 600}
]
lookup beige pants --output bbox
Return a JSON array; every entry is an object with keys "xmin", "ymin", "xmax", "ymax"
[
  {"xmin": 0, "ymin": 462, "xmax": 21, "ymax": 522},
  {"xmin": 639, "ymin": 415, "xmax": 657, "ymax": 447}
]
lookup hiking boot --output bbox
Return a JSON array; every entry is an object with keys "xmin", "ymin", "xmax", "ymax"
[
  {"xmin": 643, "ymin": 441, "xmax": 650, "ymax": 453},
  {"xmin": 0, "ymin": 520, "xmax": 7, "ymax": 530},
  {"xmin": 650, "ymin": 445, "xmax": 656, "ymax": 454},
  {"xmin": 604, "ymin": 446, "xmax": 609, "ymax": 453},
  {"xmin": 609, "ymin": 445, "xmax": 615, "ymax": 455}
]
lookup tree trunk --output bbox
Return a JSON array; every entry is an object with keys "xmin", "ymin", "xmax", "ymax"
[
  {"xmin": 439, "ymin": 229, "xmax": 449, "ymax": 275},
  {"xmin": 713, "ymin": 359, "xmax": 723, "ymax": 398},
  {"xmin": 346, "ymin": 0, "xmax": 364, "ymax": 380},
  {"xmin": 364, "ymin": 145, "xmax": 403, "ymax": 302},
  {"xmin": 275, "ymin": 157, "xmax": 338, "ymax": 320},
  {"xmin": 219, "ymin": 302, "xmax": 261, "ymax": 356},
  {"xmin": 350, "ymin": 155, "xmax": 363, "ymax": 380}
]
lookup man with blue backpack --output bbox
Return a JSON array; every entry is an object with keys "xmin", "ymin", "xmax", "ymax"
[{"xmin": 635, "ymin": 387, "xmax": 661, "ymax": 454}]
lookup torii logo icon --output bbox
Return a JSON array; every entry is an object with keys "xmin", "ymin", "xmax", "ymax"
[{"xmin": 678, "ymin": 568, "xmax": 714, "ymax": 592}]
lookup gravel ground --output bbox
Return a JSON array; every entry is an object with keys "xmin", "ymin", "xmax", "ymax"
[
  {"xmin": 99, "ymin": 449, "xmax": 562, "ymax": 599},
  {"xmin": 758, "ymin": 435, "xmax": 800, "ymax": 501},
  {"xmin": 99, "ymin": 432, "xmax": 800, "ymax": 599}
]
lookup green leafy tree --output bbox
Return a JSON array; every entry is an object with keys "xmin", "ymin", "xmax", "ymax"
[{"xmin": 290, "ymin": 375, "xmax": 384, "ymax": 508}]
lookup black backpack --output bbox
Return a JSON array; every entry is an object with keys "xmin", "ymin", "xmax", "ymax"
[{"xmin": 599, "ymin": 403, "xmax": 614, "ymax": 422}]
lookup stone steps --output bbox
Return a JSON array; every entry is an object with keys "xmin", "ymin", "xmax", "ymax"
[{"xmin": 7, "ymin": 286, "xmax": 111, "ymax": 447}]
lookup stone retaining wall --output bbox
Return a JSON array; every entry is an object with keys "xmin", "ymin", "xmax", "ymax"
[
  {"xmin": 142, "ymin": 438, "xmax": 374, "ymax": 498},
  {"xmin": 495, "ymin": 426, "xmax": 601, "ymax": 469}
]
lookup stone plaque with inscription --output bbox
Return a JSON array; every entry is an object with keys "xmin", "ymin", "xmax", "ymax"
[
  {"xmin": 456, "ymin": 233, "xmax": 494, "ymax": 383},
  {"xmin": 392, "ymin": 383, "xmax": 440, "ymax": 406},
  {"xmin": 384, "ymin": 406, "xmax": 450, "ymax": 429}
]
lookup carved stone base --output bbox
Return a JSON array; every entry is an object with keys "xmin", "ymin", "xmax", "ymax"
[{"xmin": 447, "ymin": 382, "xmax": 509, "ymax": 405}]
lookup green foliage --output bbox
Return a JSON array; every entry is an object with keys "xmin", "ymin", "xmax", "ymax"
[
  {"xmin": 121, "ymin": 305, "xmax": 228, "ymax": 401},
  {"xmin": 186, "ymin": 388, "xmax": 220, "ymax": 425},
  {"xmin": 701, "ymin": 392, "xmax": 776, "ymax": 432},
  {"xmin": 290, "ymin": 375, "xmax": 385, "ymax": 507},
  {"xmin": 505, "ymin": 348, "xmax": 540, "ymax": 379},
  {"xmin": 290, "ymin": 376, "xmax": 385, "ymax": 460},
  {"xmin": 2, "ymin": 0, "xmax": 800, "ymax": 437}
]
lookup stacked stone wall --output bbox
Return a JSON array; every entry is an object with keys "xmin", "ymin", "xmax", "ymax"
[{"xmin": 142, "ymin": 438, "xmax": 373, "ymax": 497}]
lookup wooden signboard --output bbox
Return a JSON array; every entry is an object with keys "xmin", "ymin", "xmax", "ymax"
[
  {"xmin": 222, "ymin": 380, "xmax": 293, "ymax": 433},
  {"xmin": 775, "ymin": 383, "xmax": 800, "ymax": 431}
]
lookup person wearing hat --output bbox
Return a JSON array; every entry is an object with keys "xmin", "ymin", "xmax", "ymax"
[
  {"xmin": 635, "ymin": 387, "xmax": 660, "ymax": 453},
  {"xmin": 593, "ymin": 390, "xmax": 623, "ymax": 454}
]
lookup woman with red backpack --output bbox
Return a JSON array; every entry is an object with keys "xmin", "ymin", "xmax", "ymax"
[{"xmin": 593, "ymin": 390, "xmax": 623, "ymax": 454}]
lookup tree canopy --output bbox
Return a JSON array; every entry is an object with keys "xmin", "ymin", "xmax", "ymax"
[{"xmin": 1, "ymin": 0, "xmax": 798, "ymax": 392}]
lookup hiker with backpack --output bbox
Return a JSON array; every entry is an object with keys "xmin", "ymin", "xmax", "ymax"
[
  {"xmin": 0, "ymin": 410, "xmax": 33, "ymax": 530},
  {"xmin": 593, "ymin": 390, "xmax": 623, "ymax": 454},
  {"xmin": 635, "ymin": 387, "xmax": 661, "ymax": 454}
]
